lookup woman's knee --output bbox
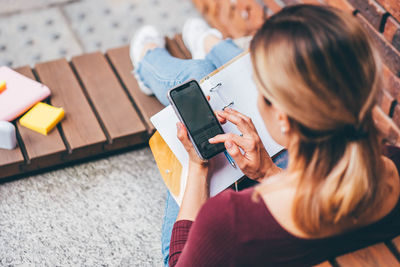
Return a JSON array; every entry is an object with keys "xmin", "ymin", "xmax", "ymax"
[{"xmin": 178, "ymin": 61, "xmax": 216, "ymax": 82}]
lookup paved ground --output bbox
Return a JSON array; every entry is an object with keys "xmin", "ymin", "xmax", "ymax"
[
  {"xmin": 0, "ymin": 0, "xmax": 199, "ymax": 68},
  {"xmin": 0, "ymin": 0, "xmax": 200, "ymax": 265}
]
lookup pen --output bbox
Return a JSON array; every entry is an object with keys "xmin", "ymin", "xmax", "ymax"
[{"xmin": 224, "ymin": 150, "xmax": 237, "ymax": 169}]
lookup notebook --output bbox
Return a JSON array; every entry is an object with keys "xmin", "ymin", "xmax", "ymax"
[
  {"xmin": 150, "ymin": 52, "xmax": 283, "ymax": 205},
  {"xmin": 0, "ymin": 66, "xmax": 51, "ymax": 121}
]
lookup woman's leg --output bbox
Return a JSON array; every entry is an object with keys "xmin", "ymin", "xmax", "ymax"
[
  {"xmin": 135, "ymin": 48, "xmax": 217, "ymax": 106},
  {"xmin": 205, "ymin": 39, "xmax": 243, "ymax": 69}
]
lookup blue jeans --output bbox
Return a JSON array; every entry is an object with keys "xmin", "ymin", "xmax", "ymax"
[
  {"xmin": 136, "ymin": 39, "xmax": 242, "ymax": 106},
  {"xmin": 136, "ymin": 39, "xmax": 288, "ymax": 266}
]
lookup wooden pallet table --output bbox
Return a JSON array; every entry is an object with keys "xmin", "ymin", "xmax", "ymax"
[{"xmin": 0, "ymin": 35, "xmax": 188, "ymax": 181}]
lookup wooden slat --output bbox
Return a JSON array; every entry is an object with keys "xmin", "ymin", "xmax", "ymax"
[
  {"xmin": 174, "ymin": 34, "xmax": 192, "ymax": 59},
  {"xmin": 14, "ymin": 66, "xmax": 67, "ymax": 170},
  {"xmin": 71, "ymin": 52, "xmax": 147, "ymax": 150},
  {"xmin": 35, "ymin": 59, "xmax": 107, "ymax": 160},
  {"xmin": 0, "ymin": 132, "xmax": 24, "ymax": 179},
  {"xmin": 166, "ymin": 37, "xmax": 187, "ymax": 59},
  {"xmin": 165, "ymin": 37, "xmax": 187, "ymax": 59},
  {"xmin": 335, "ymin": 243, "xmax": 399, "ymax": 266},
  {"xmin": 106, "ymin": 46, "xmax": 164, "ymax": 134}
]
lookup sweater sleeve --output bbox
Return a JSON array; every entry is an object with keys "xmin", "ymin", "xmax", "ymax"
[
  {"xmin": 169, "ymin": 220, "xmax": 193, "ymax": 266},
  {"xmin": 169, "ymin": 190, "xmax": 237, "ymax": 267}
]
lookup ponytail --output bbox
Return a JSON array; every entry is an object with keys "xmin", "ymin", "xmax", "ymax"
[{"xmin": 291, "ymin": 115, "xmax": 383, "ymax": 235}]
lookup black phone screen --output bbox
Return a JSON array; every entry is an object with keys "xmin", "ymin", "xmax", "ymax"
[{"xmin": 169, "ymin": 80, "xmax": 226, "ymax": 159}]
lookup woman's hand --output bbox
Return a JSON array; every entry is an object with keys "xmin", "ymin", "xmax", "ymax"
[
  {"xmin": 176, "ymin": 122, "xmax": 209, "ymax": 167},
  {"xmin": 209, "ymin": 108, "xmax": 280, "ymax": 180}
]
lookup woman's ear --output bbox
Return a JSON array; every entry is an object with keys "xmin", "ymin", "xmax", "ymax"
[{"xmin": 276, "ymin": 108, "xmax": 290, "ymax": 136}]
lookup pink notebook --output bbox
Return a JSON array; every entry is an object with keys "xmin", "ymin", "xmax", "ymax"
[{"xmin": 0, "ymin": 66, "xmax": 51, "ymax": 121}]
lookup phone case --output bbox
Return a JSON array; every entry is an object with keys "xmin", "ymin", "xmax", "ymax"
[{"xmin": 167, "ymin": 79, "xmax": 225, "ymax": 160}]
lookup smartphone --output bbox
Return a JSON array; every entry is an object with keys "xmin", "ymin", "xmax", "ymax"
[{"xmin": 168, "ymin": 80, "xmax": 226, "ymax": 160}]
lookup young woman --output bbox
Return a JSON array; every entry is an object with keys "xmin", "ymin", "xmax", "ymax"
[{"xmin": 131, "ymin": 4, "xmax": 400, "ymax": 266}]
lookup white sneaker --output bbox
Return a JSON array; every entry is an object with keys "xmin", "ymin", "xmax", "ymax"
[
  {"xmin": 182, "ymin": 18, "xmax": 223, "ymax": 59},
  {"xmin": 130, "ymin": 25, "xmax": 165, "ymax": 95}
]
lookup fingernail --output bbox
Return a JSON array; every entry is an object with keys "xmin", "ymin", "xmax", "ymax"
[
  {"xmin": 225, "ymin": 141, "xmax": 233, "ymax": 148},
  {"xmin": 176, "ymin": 122, "xmax": 181, "ymax": 129},
  {"xmin": 208, "ymin": 137, "xmax": 214, "ymax": 142},
  {"xmin": 225, "ymin": 107, "xmax": 232, "ymax": 112}
]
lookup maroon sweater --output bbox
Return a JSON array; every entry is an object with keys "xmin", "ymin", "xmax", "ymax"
[{"xmin": 169, "ymin": 146, "xmax": 400, "ymax": 267}]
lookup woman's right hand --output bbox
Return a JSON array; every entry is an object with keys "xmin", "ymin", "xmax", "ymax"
[{"xmin": 210, "ymin": 108, "xmax": 281, "ymax": 180}]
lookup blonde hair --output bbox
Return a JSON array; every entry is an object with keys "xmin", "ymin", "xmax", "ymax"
[{"xmin": 250, "ymin": 5, "xmax": 384, "ymax": 236}]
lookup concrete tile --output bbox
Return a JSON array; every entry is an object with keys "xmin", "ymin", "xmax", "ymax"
[
  {"xmin": 0, "ymin": 7, "xmax": 83, "ymax": 68},
  {"xmin": 0, "ymin": 0, "xmax": 72, "ymax": 14},
  {"xmin": 63, "ymin": 0, "xmax": 200, "ymax": 53}
]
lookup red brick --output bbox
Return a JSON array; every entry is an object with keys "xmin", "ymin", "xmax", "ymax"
[
  {"xmin": 347, "ymin": 0, "xmax": 387, "ymax": 30},
  {"xmin": 281, "ymin": 0, "xmax": 301, "ymax": 5},
  {"xmin": 376, "ymin": 89, "xmax": 395, "ymax": 115},
  {"xmin": 373, "ymin": 106, "xmax": 400, "ymax": 145},
  {"xmin": 390, "ymin": 104, "xmax": 400, "ymax": 130},
  {"xmin": 384, "ymin": 16, "xmax": 400, "ymax": 51},
  {"xmin": 301, "ymin": 0, "xmax": 325, "ymax": 4},
  {"xmin": 375, "ymin": 0, "xmax": 400, "ymax": 23},
  {"xmin": 357, "ymin": 14, "xmax": 400, "ymax": 76},
  {"xmin": 325, "ymin": 0, "xmax": 355, "ymax": 12},
  {"xmin": 263, "ymin": 0, "xmax": 284, "ymax": 14},
  {"xmin": 382, "ymin": 64, "xmax": 400, "ymax": 101}
]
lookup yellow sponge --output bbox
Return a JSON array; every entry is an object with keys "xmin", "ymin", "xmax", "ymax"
[
  {"xmin": 19, "ymin": 102, "xmax": 64, "ymax": 135},
  {"xmin": 0, "ymin": 80, "xmax": 6, "ymax": 93}
]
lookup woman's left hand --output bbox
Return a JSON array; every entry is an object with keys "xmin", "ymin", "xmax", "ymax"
[
  {"xmin": 176, "ymin": 122, "xmax": 209, "ymax": 168},
  {"xmin": 176, "ymin": 121, "xmax": 211, "ymax": 221}
]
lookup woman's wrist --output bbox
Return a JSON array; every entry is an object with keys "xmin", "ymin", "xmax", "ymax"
[
  {"xmin": 186, "ymin": 161, "xmax": 210, "ymax": 187},
  {"xmin": 176, "ymin": 161, "xmax": 210, "ymax": 221},
  {"xmin": 260, "ymin": 163, "xmax": 282, "ymax": 181},
  {"xmin": 256, "ymin": 160, "xmax": 282, "ymax": 181},
  {"xmin": 189, "ymin": 159, "xmax": 209, "ymax": 169}
]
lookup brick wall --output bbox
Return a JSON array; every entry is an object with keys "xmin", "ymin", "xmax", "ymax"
[{"xmin": 193, "ymin": 0, "xmax": 400, "ymax": 146}]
